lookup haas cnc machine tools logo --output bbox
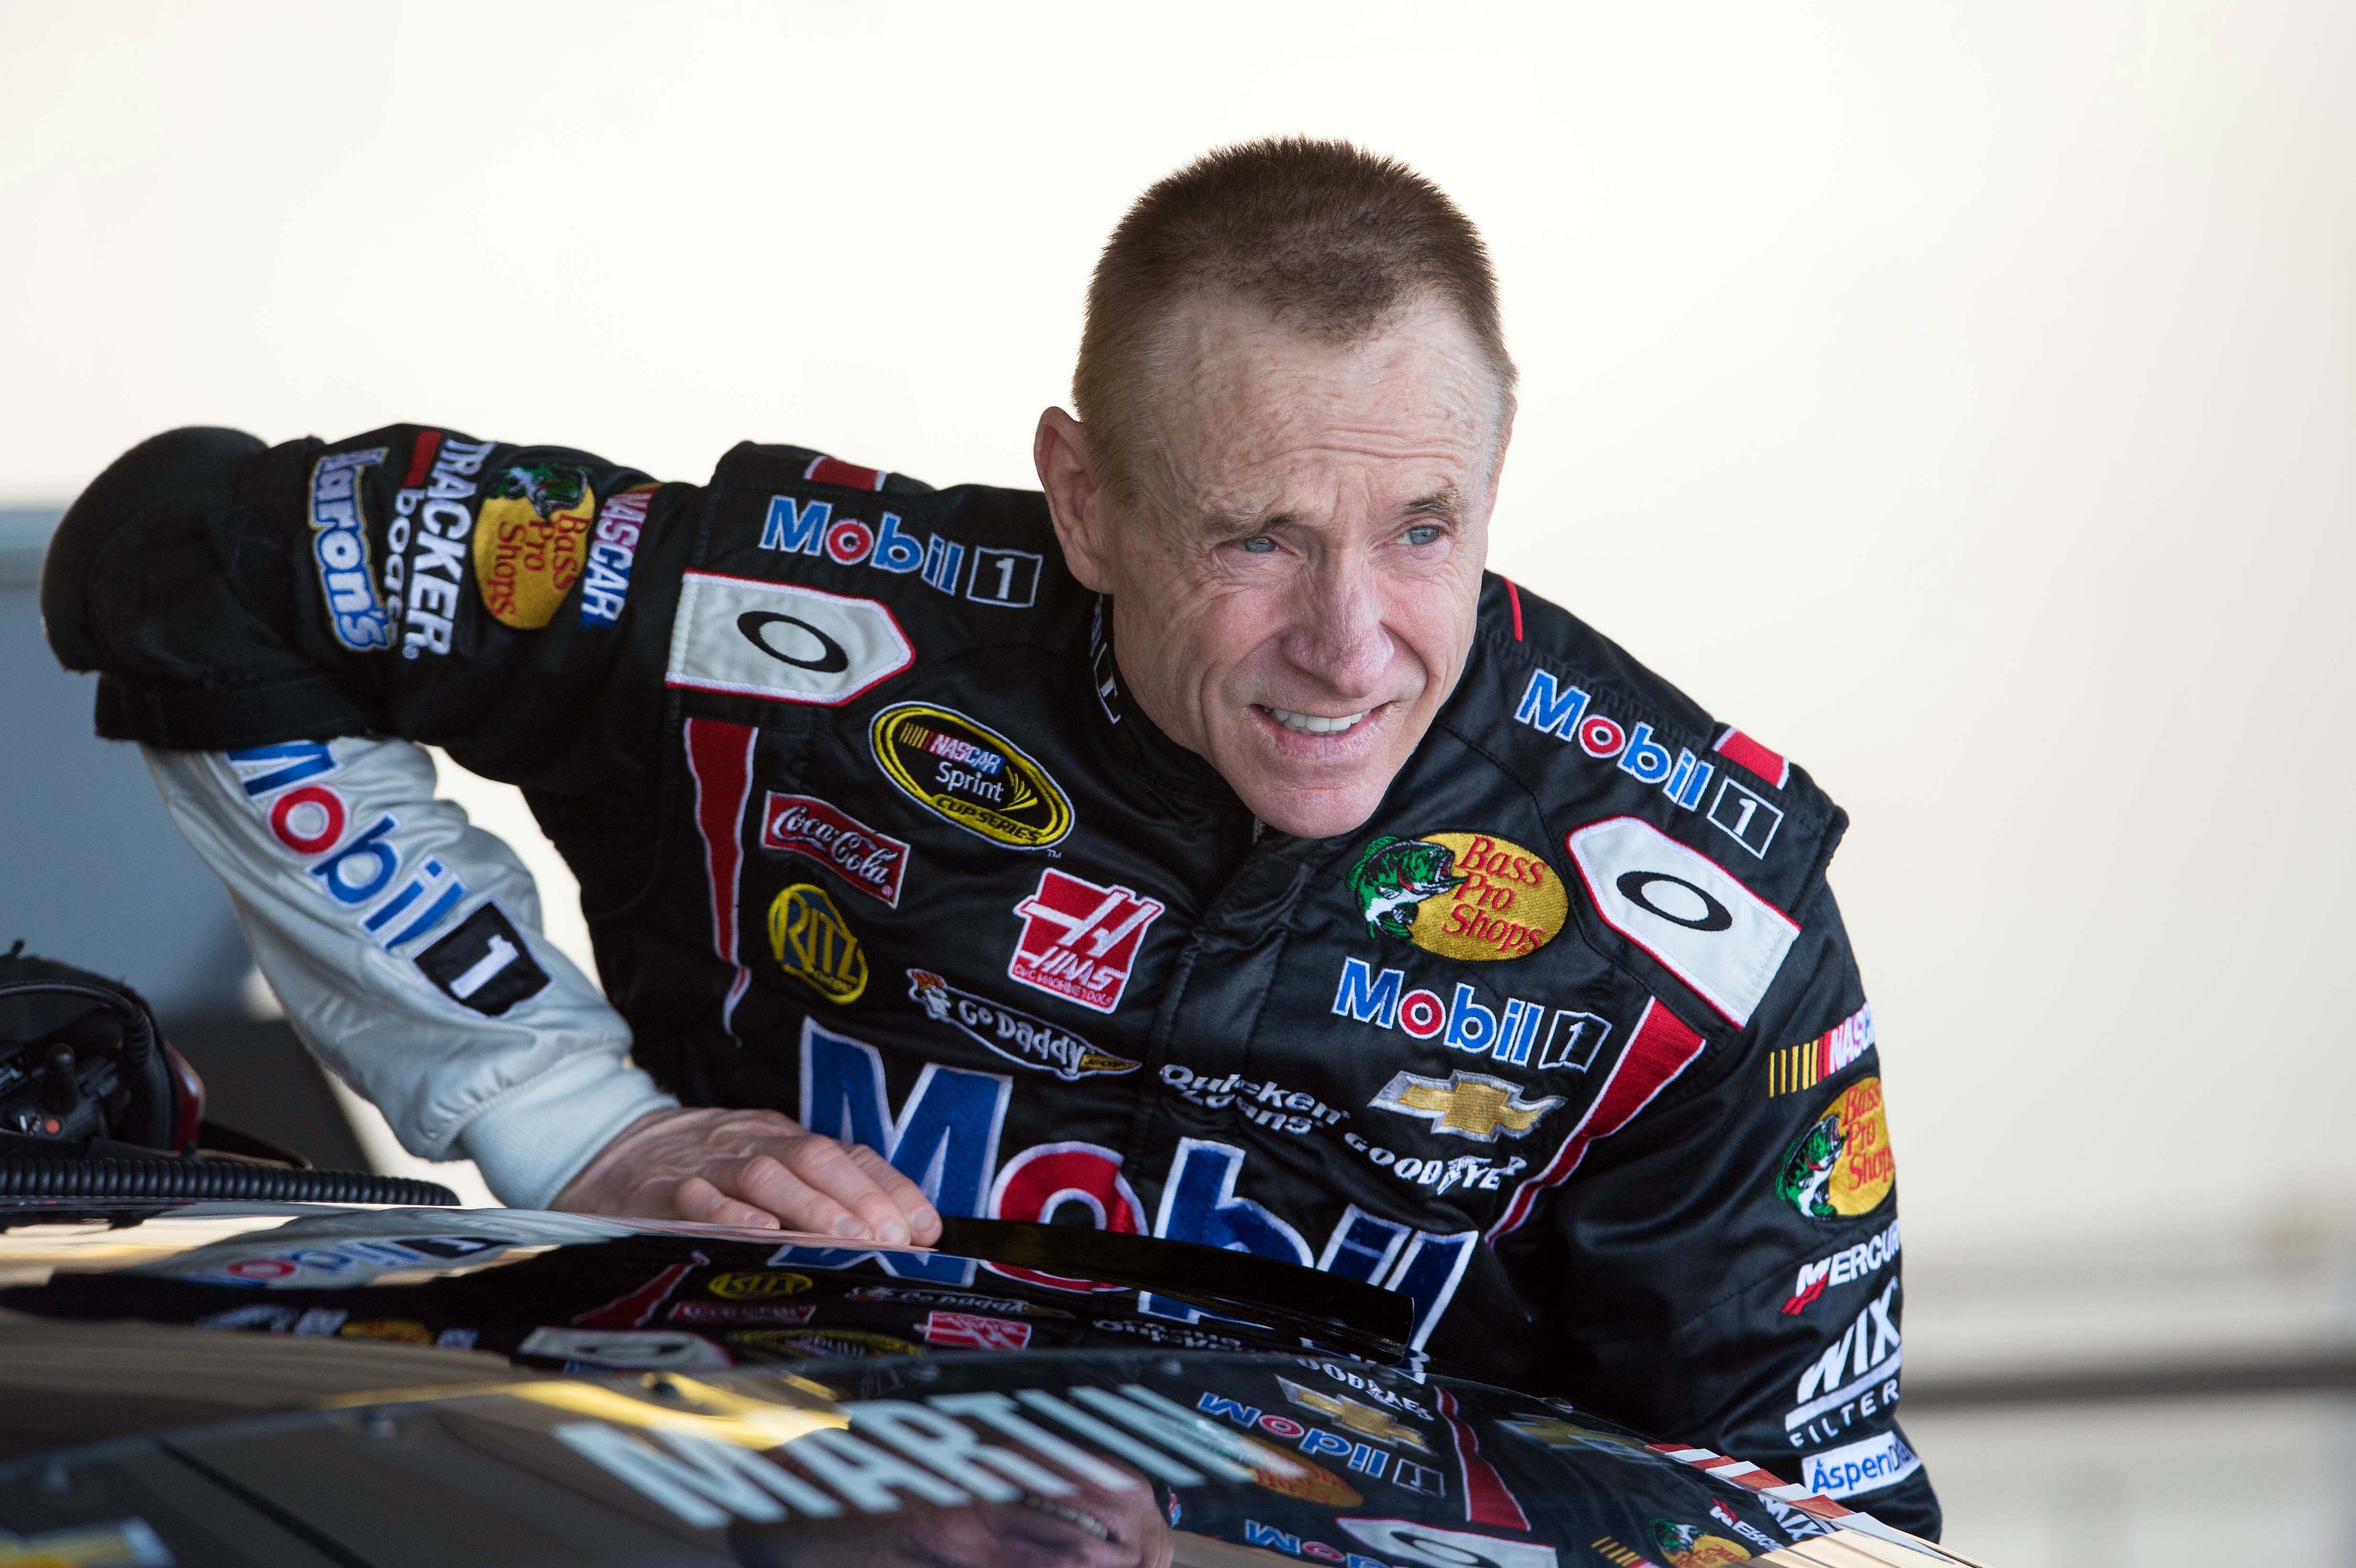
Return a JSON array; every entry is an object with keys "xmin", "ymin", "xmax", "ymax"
[{"xmin": 1005, "ymin": 870, "xmax": 1165, "ymax": 1014}]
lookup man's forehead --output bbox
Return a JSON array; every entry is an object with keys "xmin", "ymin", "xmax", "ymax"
[{"xmin": 1141, "ymin": 294, "xmax": 1500, "ymax": 522}]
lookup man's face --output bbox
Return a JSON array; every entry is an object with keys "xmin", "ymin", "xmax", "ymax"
[{"xmin": 1041, "ymin": 294, "xmax": 1508, "ymax": 839}]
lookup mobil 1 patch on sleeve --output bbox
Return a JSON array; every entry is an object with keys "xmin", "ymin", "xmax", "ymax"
[{"xmin": 414, "ymin": 904, "xmax": 551, "ymax": 1017}]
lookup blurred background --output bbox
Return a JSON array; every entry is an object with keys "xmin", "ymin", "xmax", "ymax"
[{"xmin": 2, "ymin": 3, "xmax": 2351, "ymax": 1559}]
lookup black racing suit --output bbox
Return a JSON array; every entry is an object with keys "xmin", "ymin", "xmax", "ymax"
[{"xmin": 44, "ymin": 425, "xmax": 1939, "ymax": 1535}]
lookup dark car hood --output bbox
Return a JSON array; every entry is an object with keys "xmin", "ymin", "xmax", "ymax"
[{"xmin": 0, "ymin": 1201, "xmax": 1969, "ymax": 1567}]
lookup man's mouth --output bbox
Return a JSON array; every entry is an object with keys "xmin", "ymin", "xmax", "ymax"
[{"xmin": 1261, "ymin": 706, "xmax": 1372, "ymax": 737}]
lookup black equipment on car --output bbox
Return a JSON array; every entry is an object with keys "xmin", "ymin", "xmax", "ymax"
[{"xmin": 0, "ymin": 946, "xmax": 456, "ymax": 1206}]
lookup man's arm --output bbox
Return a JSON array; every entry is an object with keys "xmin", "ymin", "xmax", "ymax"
[
  {"xmin": 1516, "ymin": 879, "xmax": 1941, "ymax": 1540},
  {"xmin": 49, "ymin": 425, "xmax": 935, "ymax": 1240}
]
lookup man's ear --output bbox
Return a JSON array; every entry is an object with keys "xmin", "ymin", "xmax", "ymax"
[{"xmin": 1035, "ymin": 407, "xmax": 1116, "ymax": 594}]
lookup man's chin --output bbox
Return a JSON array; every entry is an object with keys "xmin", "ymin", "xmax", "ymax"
[{"xmin": 1233, "ymin": 775, "xmax": 1393, "ymax": 841}]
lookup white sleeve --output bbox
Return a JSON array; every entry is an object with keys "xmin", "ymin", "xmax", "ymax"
[{"xmin": 143, "ymin": 737, "xmax": 677, "ymax": 1208}]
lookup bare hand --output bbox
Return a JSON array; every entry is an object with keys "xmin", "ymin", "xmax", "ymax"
[{"xmin": 552, "ymin": 1106, "xmax": 941, "ymax": 1245}]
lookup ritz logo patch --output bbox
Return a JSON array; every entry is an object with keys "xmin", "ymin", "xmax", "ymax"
[
  {"xmin": 306, "ymin": 447, "xmax": 392, "ymax": 651},
  {"xmin": 474, "ymin": 463, "xmax": 596, "ymax": 629},
  {"xmin": 1347, "ymin": 831, "xmax": 1566, "ymax": 962},
  {"xmin": 666, "ymin": 573, "xmax": 913, "ymax": 706},
  {"xmin": 1776, "ymin": 1076, "xmax": 1895, "ymax": 1221},
  {"xmin": 768, "ymin": 883, "xmax": 867, "ymax": 1004},
  {"xmin": 1005, "ymin": 870, "xmax": 1164, "ymax": 1014},
  {"xmin": 870, "ymin": 703, "xmax": 1073, "ymax": 850},
  {"xmin": 413, "ymin": 904, "xmax": 551, "ymax": 1018},
  {"xmin": 1565, "ymin": 816, "xmax": 1799, "ymax": 1028},
  {"xmin": 908, "ymin": 969, "xmax": 1139, "ymax": 1080},
  {"xmin": 760, "ymin": 792, "xmax": 910, "ymax": 907}
]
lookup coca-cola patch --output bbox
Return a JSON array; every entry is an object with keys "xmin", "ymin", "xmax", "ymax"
[{"xmin": 759, "ymin": 792, "xmax": 911, "ymax": 907}]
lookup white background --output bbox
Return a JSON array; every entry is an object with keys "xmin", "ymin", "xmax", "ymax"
[{"xmin": 4, "ymin": 3, "xmax": 2350, "ymax": 1267}]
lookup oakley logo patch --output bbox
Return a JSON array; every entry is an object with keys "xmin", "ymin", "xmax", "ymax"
[
  {"xmin": 1567, "ymin": 816, "xmax": 1797, "ymax": 1027},
  {"xmin": 666, "ymin": 573, "xmax": 910, "ymax": 705}
]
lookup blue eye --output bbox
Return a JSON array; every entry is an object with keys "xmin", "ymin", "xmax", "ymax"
[
  {"xmin": 1406, "ymin": 524, "xmax": 1441, "ymax": 546},
  {"xmin": 1239, "ymin": 535, "xmax": 1277, "ymax": 554}
]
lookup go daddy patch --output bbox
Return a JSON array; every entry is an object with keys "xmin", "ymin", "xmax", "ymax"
[{"xmin": 1346, "ymin": 832, "xmax": 1566, "ymax": 962}]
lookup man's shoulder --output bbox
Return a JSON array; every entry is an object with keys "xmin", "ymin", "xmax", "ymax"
[
  {"xmin": 702, "ymin": 443, "xmax": 1072, "ymax": 608},
  {"xmin": 1441, "ymin": 575, "xmax": 1848, "ymax": 997}
]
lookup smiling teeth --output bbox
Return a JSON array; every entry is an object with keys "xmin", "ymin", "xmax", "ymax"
[{"xmin": 1267, "ymin": 707, "xmax": 1369, "ymax": 735}]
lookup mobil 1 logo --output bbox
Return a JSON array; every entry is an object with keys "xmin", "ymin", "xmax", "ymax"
[
  {"xmin": 1708, "ymin": 775, "xmax": 1785, "ymax": 859},
  {"xmin": 965, "ymin": 547, "xmax": 1041, "ymax": 609},
  {"xmin": 415, "ymin": 904, "xmax": 550, "ymax": 1017},
  {"xmin": 757, "ymin": 494, "xmax": 1041, "ymax": 609}
]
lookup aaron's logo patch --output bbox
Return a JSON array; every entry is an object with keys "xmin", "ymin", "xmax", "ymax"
[
  {"xmin": 1776, "ymin": 1076, "xmax": 1896, "ymax": 1220},
  {"xmin": 1348, "ymin": 832, "xmax": 1566, "ymax": 962},
  {"xmin": 473, "ymin": 462, "xmax": 596, "ymax": 629},
  {"xmin": 767, "ymin": 882, "xmax": 868, "ymax": 1004},
  {"xmin": 871, "ymin": 703, "xmax": 1073, "ymax": 850}
]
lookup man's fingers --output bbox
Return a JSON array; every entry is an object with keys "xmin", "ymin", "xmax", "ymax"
[
  {"xmin": 673, "ymin": 1175, "xmax": 782, "ymax": 1230},
  {"xmin": 774, "ymin": 1138, "xmax": 918, "ymax": 1246},
  {"xmin": 729, "ymin": 1152, "xmax": 877, "ymax": 1241},
  {"xmin": 843, "ymin": 1143, "xmax": 943, "ymax": 1243}
]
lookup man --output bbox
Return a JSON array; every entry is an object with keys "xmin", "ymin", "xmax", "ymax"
[{"xmin": 44, "ymin": 140, "xmax": 1936, "ymax": 1534}]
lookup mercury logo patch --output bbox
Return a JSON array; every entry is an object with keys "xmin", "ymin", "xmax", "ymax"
[
  {"xmin": 1565, "ymin": 816, "xmax": 1798, "ymax": 1027},
  {"xmin": 666, "ymin": 573, "xmax": 912, "ymax": 706},
  {"xmin": 871, "ymin": 703, "xmax": 1073, "ymax": 850},
  {"xmin": 1348, "ymin": 832, "xmax": 1565, "ymax": 962}
]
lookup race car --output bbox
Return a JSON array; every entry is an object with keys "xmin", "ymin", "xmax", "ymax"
[{"xmin": 0, "ymin": 962, "xmax": 1974, "ymax": 1568}]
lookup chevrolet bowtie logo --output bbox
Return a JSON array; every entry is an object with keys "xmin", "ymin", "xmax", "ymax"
[
  {"xmin": 1277, "ymin": 1377, "xmax": 1431, "ymax": 1451},
  {"xmin": 1370, "ymin": 1069, "xmax": 1564, "ymax": 1143}
]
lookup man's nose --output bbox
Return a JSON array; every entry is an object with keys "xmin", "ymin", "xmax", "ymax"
[{"xmin": 1282, "ymin": 559, "xmax": 1391, "ymax": 697}]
